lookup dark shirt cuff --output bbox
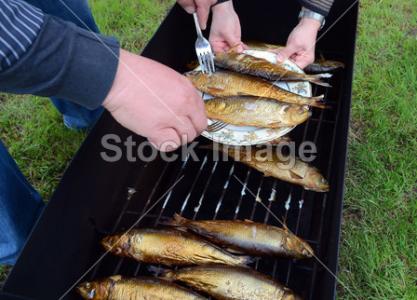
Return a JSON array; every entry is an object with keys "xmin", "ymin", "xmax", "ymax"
[{"xmin": 0, "ymin": 15, "xmax": 120, "ymax": 110}]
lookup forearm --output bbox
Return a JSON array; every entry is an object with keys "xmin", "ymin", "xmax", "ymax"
[
  {"xmin": 298, "ymin": 0, "xmax": 334, "ymax": 16},
  {"xmin": 0, "ymin": 0, "xmax": 120, "ymax": 109}
]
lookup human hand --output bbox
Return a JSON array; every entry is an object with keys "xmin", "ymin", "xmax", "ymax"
[
  {"xmin": 209, "ymin": 1, "xmax": 244, "ymax": 53},
  {"xmin": 103, "ymin": 50, "xmax": 207, "ymax": 152},
  {"xmin": 177, "ymin": 0, "xmax": 217, "ymax": 29},
  {"xmin": 277, "ymin": 18, "xmax": 321, "ymax": 69}
]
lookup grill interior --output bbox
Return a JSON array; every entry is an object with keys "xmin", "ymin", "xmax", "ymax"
[
  {"xmin": 3, "ymin": 1, "xmax": 358, "ymax": 299},
  {"xmin": 85, "ymin": 76, "xmax": 342, "ymax": 300}
]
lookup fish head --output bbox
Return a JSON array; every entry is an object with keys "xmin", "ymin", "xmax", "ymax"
[
  {"xmin": 285, "ymin": 232, "xmax": 314, "ymax": 258},
  {"xmin": 285, "ymin": 105, "xmax": 311, "ymax": 124},
  {"xmin": 308, "ymin": 169, "xmax": 330, "ymax": 192},
  {"xmin": 101, "ymin": 233, "xmax": 131, "ymax": 256},
  {"xmin": 282, "ymin": 291, "xmax": 303, "ymax": 300},
  {"xmin": 76, "ymin": 276, "xmax": 120, "ymax": 300}
]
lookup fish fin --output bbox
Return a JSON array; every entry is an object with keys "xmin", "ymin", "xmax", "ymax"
[
  {"xmin": 238, "ymin": 255, "xmax": 255, "ymax": 266},
  {"xmin": 289, "ymin": 170, "xmax": 304, "ymax": 179},
  {"xmin": 207, "ymin": 87, "xmax": 225, "ymax": 95},
  {"xmin": 311, "ymin": 95, "xmax": 331, "ymax": 109},
  {"xmin": 170, "ymin": 213, "xmax": 189, "ymax": 227},
  {"xmin": 109, "ymin": 275, "xmax": 123, "ymax": 282},
  {"xmin": 244, "ymin": 219, "xmax": 254, "ymax": 223},
  {"xmin": 309, "ymin": 77, "xmax": 332, "ymax": 88},
  {"xmin": 225, "ymin": 247, "xmax": 247, "ymax": 255}
]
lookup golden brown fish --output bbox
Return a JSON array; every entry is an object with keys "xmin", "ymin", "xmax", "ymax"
[
  {"xmin": 205, "ymin": 96, "xmax": 311, "ymax": 128},
  {"xmin": 186, "ymin": 70, "xmax": 327, "ymax": 109},
  {"xmin": 101, "ymin": 228, "xmax": 252, "ymax": 267},
  {"xmin": 169, "ymin": 214, "xmax": 314, "ymax": 259},
  {"xmin": 77, "ymin": 275, "xmax": 207, "ymax": 300},
  {"xmin": 215, "ymin": 52, "xmax": 332, "ymax": 87},
  {"xmin": 221, "ymin": 146, "xmax": 330, "ymax": 192},
  {"xmin": 162, "ymin": 265, "xmax": 302, "ymax": 300},
  {"xmin": 246, "ymin": 42, "xmax": 345, "ymax": 74}
]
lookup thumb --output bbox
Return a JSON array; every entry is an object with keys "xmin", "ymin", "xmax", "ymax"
[
  {"xmin": 277, "ymin": 44, "xmax": 297, "ymax": 63},
  {"xmin": 225, "ymin": 35, "xmax": 243, "ymax": 52}
]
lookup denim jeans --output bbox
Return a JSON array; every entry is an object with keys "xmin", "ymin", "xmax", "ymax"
[
  {"xmin": 25, "ymin": 0, "xmax": 104, "ymax": 130},
  {"xmin": 0, "ymin": 0, "xmax": 102, "ymax": 265}
]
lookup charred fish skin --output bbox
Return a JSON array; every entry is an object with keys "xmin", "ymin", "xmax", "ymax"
[
  {"xmin": 77, "ymin": 275, "xmax": 207, "ymax": 300},
  {"xmin": 223, "ymin": 146, "xmax": 329, "ymax": 192},
  {"xmin": 205, "ymin": 96, "xmax": 311, "ymax": 128},
  {"xmin": 170, "ymin": 214, "xmax": 314, "ymax": 259},
  {"xmin": 101, "ymin": 228, "xmax": 252, "ymax": 267},
  {"xmin": 162, "ymin": 265, "xmax": 302, "ymax": 300},
  {"xmin": 214, "ymin": 52, "xmax": 332, "ymax": 87},
  {"xmin": 186, "ymin": 70, "xmax": 327, "ymax": 109}
]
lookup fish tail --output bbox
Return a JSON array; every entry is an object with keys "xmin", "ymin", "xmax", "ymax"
[
  {"xmin": 308, "ymin": 74, "xmax": 332, "ymax": 87},
  {"xmin": 311, "ymin": 95, "xmax": 331, "ymax": 109},
  {"xmin": 169, "ymin": 213, "xmax": 189, "ymax": 227},
  {"xmin": 237, "ymin": 255, "xmax": 255, "ymax": 266}
]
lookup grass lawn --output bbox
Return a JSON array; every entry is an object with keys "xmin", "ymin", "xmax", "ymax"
[{"xmin": 0, "ymin": 0, "xmax": 416, "ymax": 298}]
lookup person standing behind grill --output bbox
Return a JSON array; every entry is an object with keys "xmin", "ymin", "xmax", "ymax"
[{"xmin": 0, "ymin": 0, "xmax": 239, "ymax": 266}]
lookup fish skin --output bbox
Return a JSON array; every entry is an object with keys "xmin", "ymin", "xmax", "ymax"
[
  {"xmin": 169, "ymin": 214, "xmax": 314, "ymax": 259},
  {"xmin": 215, "ymin": 52, "xmax": 332, "ymax": 87},
  {"xmin": 101, "ymin": 228, "xmax": 252, "ymax": 267},
  {"xmin": 304, "ymin": 60, "xmax": 345, "ymax": 74},
  {"xmin": 186, "ymin": 70, "xmax": 327, "ymax": 109},
  {"xmin": 162, "ymin": 265, "xmax": 302, "ymax": 300},
  {"xmin": 77, "ymin": 275, "xmax": 207, "ymax": 300},
  {"xmin": 222, "ymin": 146, "xmax": 330, "ymax": 192},
  {"xmin": 205, "ymin": 96, "xmax": 311, "ymax": 128}
]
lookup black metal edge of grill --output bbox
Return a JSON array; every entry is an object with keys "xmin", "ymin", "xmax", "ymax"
[{"xmin": 3, "ymin": 1, "xmax": 358, "ymax": 299}]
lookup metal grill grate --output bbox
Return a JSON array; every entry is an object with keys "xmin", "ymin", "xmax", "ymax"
[{"xmin": 85, "ymin": 67, "xmax": 346, "ymax": 299}]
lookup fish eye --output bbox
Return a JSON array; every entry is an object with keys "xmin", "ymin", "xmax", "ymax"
[
  {"xmin": 115, "ymin": 247, "xmax": 123, "ymax": 255},
  {"xmin": 85, "ymin": 283, "xmax": 91, "ymax": 289}
]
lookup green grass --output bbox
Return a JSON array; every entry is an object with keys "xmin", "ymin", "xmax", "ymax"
[
  {"xmin": 339, "ymin": 0, "xmax": 417, "ymax": 299},
  {"xmin": 0, "ymin": 0, "xmax": 416, "ymax": 298}
]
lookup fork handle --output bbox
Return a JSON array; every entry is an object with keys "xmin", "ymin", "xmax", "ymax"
[{"xmin": 193, "ymin": 12, "xmax": 203, "ymax": 37}]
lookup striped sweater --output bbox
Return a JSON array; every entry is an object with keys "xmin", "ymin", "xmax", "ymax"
[
  {"xmin": 299, "ymin": 0, "xmax": 335, "ymax": 16},
  {"xmin": 0, "ymin": 0, "xmax": 120, "ymax": 109}
]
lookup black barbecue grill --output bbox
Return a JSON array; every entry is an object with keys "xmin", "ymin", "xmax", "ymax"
[{"xmin": 2, "ymin": 1, "xmax": 358, "ymax": 299}]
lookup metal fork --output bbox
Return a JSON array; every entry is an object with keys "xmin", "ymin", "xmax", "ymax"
[
  {"xmin": 193, "ymin": 12, "xmax": 215, "ymax": 74},
  {"xmin": 206, "ymin": 121, "xmax": 228, "ymax": 133}
]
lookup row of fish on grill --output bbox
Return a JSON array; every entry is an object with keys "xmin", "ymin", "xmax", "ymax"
[{"xmin": 78, "ymin": 214, "xmax": 315, "ymax": 300}]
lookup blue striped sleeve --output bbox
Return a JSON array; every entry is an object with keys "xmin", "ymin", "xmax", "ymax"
[{"xmin": 0, "ymin": 0, "xmax": 44, "ymax": 71}]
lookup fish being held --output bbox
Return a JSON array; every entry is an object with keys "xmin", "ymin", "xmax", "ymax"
[
  {"xmin": 186, "ymin": 70, "xmax": 327, "ymax": 109},
  {"xmin": 77, "ymin": 275, "xmax": 207, "ymax": 300},
  {"xmin": 245, "ymin": 41, "xmax": 345, "ymax": 74},
  {"xmin": 101, "ymin": 228, "xmax": 252, "ymax": 267},
  {"xmin": 215, "ymin": 52, "xmax": 332, "ymax": 87},
  {"xmin": 170, "ymin": 214, "xmax": 314, "ymax": 259},
  {"xmin": 162, "ymin": 265, "xmax": 302, "ymax": 300},
  {"xmin": 220, "ymin": 145, "xmax": 330, "ymax": 192},
  {"xmin": 205, "ymin": 96, "xmax": 311, "ymax": 128}
]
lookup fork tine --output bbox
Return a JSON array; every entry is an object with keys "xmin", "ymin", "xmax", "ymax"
[
  {"xmin": 199, "ymin": 53, "xmax": 208, "ymax": 74},
  {"xmin": 202, "ymin": 53, "xmax": 210, "ymax": 74},
  {"xmin": 209, "ymin": 53, "xmax": 216, "ymax": 73},
  {"xmin": 207, "ymin": 121, "xmax": 228, "ymax": 132},
  {"xmin": 196, "ymin": 53, "xmax": 204, "ymax": 72}
]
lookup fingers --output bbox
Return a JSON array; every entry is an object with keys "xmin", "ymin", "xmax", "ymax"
[
  {"xmin": 187, "ymin": 101, "xmax": 208, "ymax": 134},
  {"xmin": 195, "ymin": 0, "xmax": 213, "ymax": 30},
  {"xmin": 149, "ymin": 128, "xmax": 181, "ymax": 152},
  {"xmin": 276, "ymin": 44, "xmax": 298, "ymax": 63},
  {"xmin": 177, "ymin": 0, "xmax": 196, "ymax": 13},
  {"xmin": 176, "ymin": 116, "xmax": 198, "ymax": 143},
  {"xmin": 293, "ymin": 53, "xmax": 315, "ymax": 69}
]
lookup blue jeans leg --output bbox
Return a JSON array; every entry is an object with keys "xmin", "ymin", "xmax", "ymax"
[
  {"xmin": 24, "ymin": 0, "xmax": 104, "ymax": 129},
  {"xmin": 0, "ymin": 141, "xmax": 44, "ymax": 265}
]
